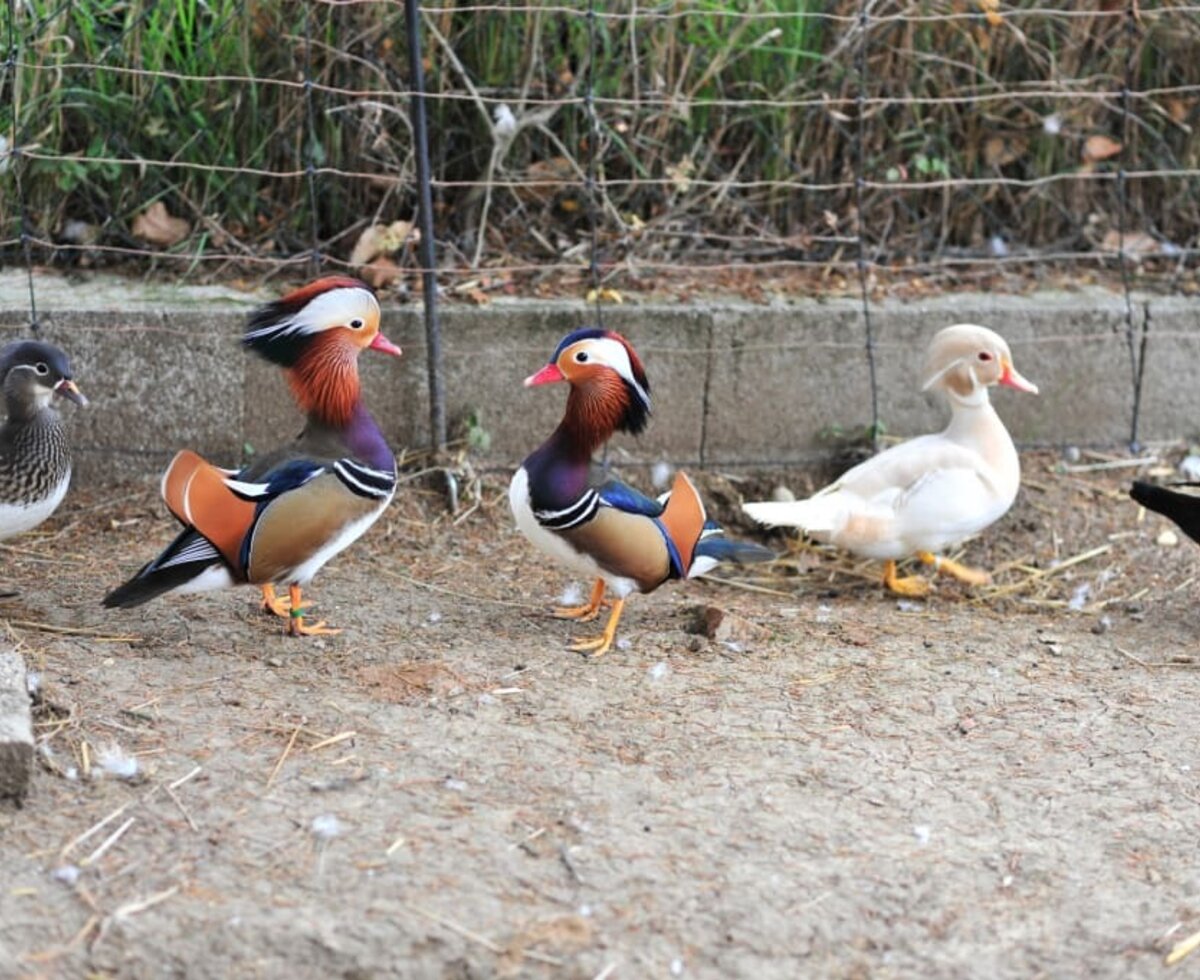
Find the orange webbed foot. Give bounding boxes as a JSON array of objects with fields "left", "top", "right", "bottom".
[
  {"left": 288, "top": 617, "right": 342, "bottom": 637},
  {"left": 882, "top": 560, "right": 931, "bottom": 598},
  {"left": 917, "top": 552, "right": 991, "bottom": 587},
  {"left": 567, "top": 597, "right": 625, "bottom": 659},
  {"left": 260, "top": 584, "right": 301, "bottom": 619},
  {"left": 553, "top": 578, "right": 609, "bottom": 622},
  {"left": 284, "top": 585, "right": 340, "bottom": 637}
]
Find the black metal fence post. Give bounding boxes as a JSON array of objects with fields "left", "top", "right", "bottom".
[
  {"left": 403, "top": 0, "right": 446, "bottom": 452},
  {"left": 854, "top": 0, "right": 879, "bottom": 451},
  {"left": 4, "top": 0, "right": 39, "bottom": 336}
]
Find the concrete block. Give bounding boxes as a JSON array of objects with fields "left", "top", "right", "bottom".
[
  {"left": 863, "top": 291, "right": 1137, "bottom": 447},
  {"left": 704, "top": 301, "right": 869, "bottom": 465},
  {"left": 1132, "top": 295, "right": 1200, "bottom": 444},
  {"left": 0, "top": 649, "right": 33, "bottom": 802},
  {"left": 2, "top": 271, "right": 1197, "bottom": 482}
]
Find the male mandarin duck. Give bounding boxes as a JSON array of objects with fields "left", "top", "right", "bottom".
[
  {"left": 104, "top": 277, "right": 401, "bottom": 635},
  {"left": 1130, "top": 482, "right": 1200, "bottom": 545},
  {"left": 510, "top": 327, "right": 774, "bottom": 657},
  {"left": 0, "top": 341, "right": 87, "bottom": 557},
  {"left": 744, "top": 324, "right": 1038, "bottom": 596}
]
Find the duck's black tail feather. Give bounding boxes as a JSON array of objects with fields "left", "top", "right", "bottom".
[
  {"left": 103, "top": 528, "right": 229, "bottom": 608},
  {"left": 1130, "top": 481, "right": 1200, "bottom": 546},
  {"left": 694, "top": 534, "right": 777, "bottom": 566}
]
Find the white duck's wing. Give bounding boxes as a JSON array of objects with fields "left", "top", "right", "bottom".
[
  {"left": 888, "top": 462, "right": 1009, "bottom": 552},
  {"left": 829, "top": 434, "right": 987, "bottom": 502}
]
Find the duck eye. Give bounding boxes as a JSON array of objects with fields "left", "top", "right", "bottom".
[
  {"left": 349, "top": 318, "right": 364, "bottom": 329},
  {"left": 34, "top": 362, "right": 49, "bottom": 375},
  {"left": 977, "top": 352, "right": 993, "bottom": 362},
  {"left": 575, "top": 351, "right": 589, "bottom": 363}
]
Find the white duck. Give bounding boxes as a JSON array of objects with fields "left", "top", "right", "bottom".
[{"left": 743, "top": 324, "right": 1038, "bottom": 596}]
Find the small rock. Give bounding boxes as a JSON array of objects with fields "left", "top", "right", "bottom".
[
  {"left": 310, "top": 814, "right": 342, "bottom": 840},
  {"left": 266, "top": 657, "right": 284, "bottom": 668},
  {"left": 1157, "top": 529, "right": 1180, "bottom": 547},
  {"left": 957, "top": 716, "right": 977, "bottom": 735},
  {"left": 770, "top": 485, "right": 795, "bottom": 503},
  {"left": 686, "top": 636, "right": 705, "bottom": 653},
  {"left": 1062, "top": 445, "right": 1081, "bottom": 464},
  {"left": 688, "top": 606, "right": 770, "bottom": 646},
  {"left": 1092, "top": 616, "right": 1112, "bottom": 635}
]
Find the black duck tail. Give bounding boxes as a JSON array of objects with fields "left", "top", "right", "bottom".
[
  {"left": 103, "top": 528, "right": 230, "bottom": 608},
  {"left": 1130, "top": 481, "right": 1200, "bottom": 546}
]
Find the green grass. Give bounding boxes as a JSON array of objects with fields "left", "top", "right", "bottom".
[{"left": 1, "top": 1, "right": 1197, "bottom": 281}]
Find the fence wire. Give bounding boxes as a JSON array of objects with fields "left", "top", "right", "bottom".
[{"left": 3, "top": 1, "right": 1200, "bottom": 452}]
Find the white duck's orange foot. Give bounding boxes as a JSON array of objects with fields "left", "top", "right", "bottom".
[
  {"left": 554, "top": 578, "right": 609, "bottom": 621},
  {"left": 568, "top": 598, "right": 625, "bottom": 658},
  {"left": 917, "top": 552, "right": 991, "bottom": 587},
  {"left": 882, "top": 560, "right": 931, "bottom": 597},
  {"left": 260, "top": 584, "right": 298, "bottom": 618}
]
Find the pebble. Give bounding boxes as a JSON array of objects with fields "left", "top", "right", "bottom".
[{"left": 1157, "top": 529, "right": 1180, "bottom": 547}]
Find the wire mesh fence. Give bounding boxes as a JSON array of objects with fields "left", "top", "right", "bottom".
[{"left": 3, "top": 1, "right": 1200, "bottom": 452}]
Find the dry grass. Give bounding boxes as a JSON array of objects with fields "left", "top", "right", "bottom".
[{"left": 2, "top": 3, "right": 1198, "bottom": 292}]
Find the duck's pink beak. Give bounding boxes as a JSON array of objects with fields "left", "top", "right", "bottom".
[
  {"left": 524, "top": 363, "right": 565, "bottom": 387},
  {"left": 998, "top": 358, "right": 1038, "bottom": 394},
  {"left": 369, "top": 332, "right": 403, "bottom": 357}
]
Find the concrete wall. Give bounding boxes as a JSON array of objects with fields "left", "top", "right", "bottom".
[{"left": 0, "top": 272, "right": 1194, "bottom": 484}]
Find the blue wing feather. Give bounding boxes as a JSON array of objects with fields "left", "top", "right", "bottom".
[{"left": 596, "top": 479, "right": 665, "bottom": 517}]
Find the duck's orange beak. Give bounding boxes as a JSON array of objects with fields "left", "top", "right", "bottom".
[
  {"left": 368, "top": 332, "right": 403, "bottom": 357},
  {"left": 998, "top": 358, "right": 1038, "bottom": 394},
  {"left": 524, "top": 363, "right": 565, "bottom": 387}
]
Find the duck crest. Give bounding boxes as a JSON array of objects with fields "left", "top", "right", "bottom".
[{"left": 243, "top": 276, "right": 372, "bottom": 368}]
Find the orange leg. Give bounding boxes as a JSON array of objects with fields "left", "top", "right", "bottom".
[
  {"left": 568, "top": 597, "right": 626, "bottom": 658},
  {"left": 882, "top": 560, "right": 930, "bottom": 597},
  {"left": 553, "top": 578, "right": 609, "bottom": 622},
  {"left": 260, "top": 584, "right": 296, "bottom": 618},
  {"left": 917, "top": 551, "right": 991, "bottom": 587},
  {"left": 287, "top": 584, "right": 341, "bottom": 637}
]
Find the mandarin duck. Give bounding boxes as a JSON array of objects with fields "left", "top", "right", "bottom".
[
  {"left": 103, "top": 277, "right": 401, "bottom": 635},
  {"left": 510, "top": 327, "right": 774, "bottom": 657},
  {"left": 1130, "top": 482, "right": 1200, "bottom": 545},
  {"left": 0, "top": 341, "right": 87, "bottom": 583},
  {"left": 744, "top": 324, "right": 1038, "bottom": 596}
]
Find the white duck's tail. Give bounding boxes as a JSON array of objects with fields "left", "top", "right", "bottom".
[{"left": 742, "top": 494, "right": 847, "bottom": 533}]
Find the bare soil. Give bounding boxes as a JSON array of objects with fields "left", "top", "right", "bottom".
[{"left": 1, "top": 452, "right": 1199, "bottom": 980}]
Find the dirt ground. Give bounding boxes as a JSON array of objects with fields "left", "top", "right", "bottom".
[{"left": 1, "top": 451, "right": 1199, "bottom": 980}]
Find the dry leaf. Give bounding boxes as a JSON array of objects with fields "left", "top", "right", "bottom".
[
  {"left": 359, "top": 257, "right": 403, "bottom": 289},
  {"left": 1082, "top": 135, "right": 1122, "bottom": 163},
  {"left": 666, "top": 158, "right": 694, "bottom": 193},
  {"left": 585, "top": 287, "right": 624, "bottom": 305},
  {"left": 132, "top": 201, "right": 190, "bottom": 247},
  {"left": 349, "top": 220, "right": 416, "bottom": 267},
  {"left": 983, "top": 134, "right": 1027, "bottom": 168},
  {"left": 1100, "top": 229, "right": 1159, "bottom": 257}
]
